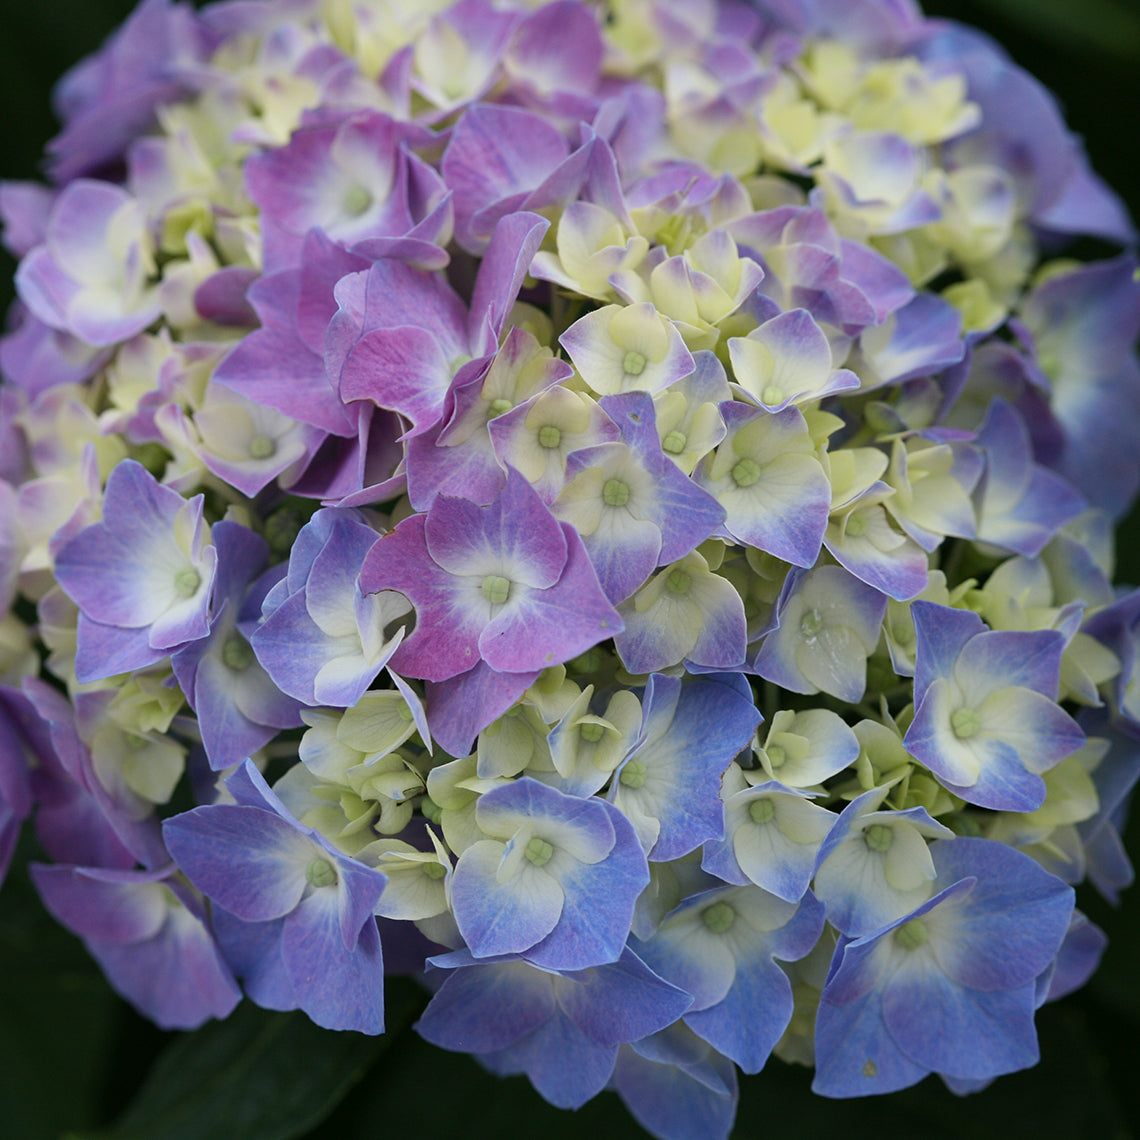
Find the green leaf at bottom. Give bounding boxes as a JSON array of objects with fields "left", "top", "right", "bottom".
[{"left": 73, "top": 985, "right": 423, "bottom": 1140}]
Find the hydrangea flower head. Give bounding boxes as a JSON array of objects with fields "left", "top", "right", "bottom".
[{"left": 2, "top": 0, "right": 1138, "bottom": 1136}]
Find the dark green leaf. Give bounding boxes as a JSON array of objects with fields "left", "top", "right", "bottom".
[
  {"left": 74, "top": 984, "right": 423, "bottom": 1140},
  {"left": 970, "top": 0, "right": 1140, "bottom": 62},
  {"left": 0, "top": 858, "right": 124, "bottom": 1140},
  {"left": 313, "top": 1016, "right": 631, "bottom": 1140}
]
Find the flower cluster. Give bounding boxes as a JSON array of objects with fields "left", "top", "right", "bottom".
[{"left": 2, "top": 0, "right": 1139, "bottom": 1135}]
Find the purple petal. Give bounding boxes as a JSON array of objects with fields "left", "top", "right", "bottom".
[
  {"left": 282, "top": 890, "right": 385, "bottom": 1034},
  {"left": 162, "top": 805, "right": 314, "bottom": 922}
]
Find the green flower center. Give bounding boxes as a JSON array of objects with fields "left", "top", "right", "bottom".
[
  {"left": 489, "top": 398, "right": 512, "bottom": 416},
  {"left": 731, "top": 458, "right": 762, "bottom": 487},
  {"left": 579, "top": 722, "right": 605, "bottom": 743},
  {"left": 482, "top": 575, "right": 511, "bottom": 605},
  {"left": 423, "top": 862, "right": 447, "bottom": 880},
  {"left": 602, "top": 478, "right": 631, "bottom": 507},
  {"left": 622, "top": 350, "right": 647, "bottom": 376},
  {"left": 306, "top": 857, "right": 337, "bottom": 888},
  {"left": 951, "top": 707, "right": 981, "bottom": 739},
  {"left": 766, "top": 744, "right": 786, "bottom": 768},
  {"left": 845, "top": 512, "right": 867, "bottom": 537},
  {"left": 342, "top": 185, "right": 373, "bottom": 217},
  {"left": 620, "top": 758, "right": 647, "bottom": 788},
  {"left": 864, "top": 823, "right": 893, "bottom": 852},
  {"left": 174, "top": 567, "right": 201, "bottom": 598},
  {"left": 249, "top": 435, "right": 276, "bottom": 460},
  {"left": 665, "top": 569, "right": 691, "bottom": 594},
  {"left": 762, "top": 385, "right": 785, "bottom": 406},
  {"left": 525, "top": 837, "right": 554, "bottom": 866},
  {"left": 749, "top": 798, "right": 775, "bottom": 824},
  {"left": 538, "top": 424, "right": 562, "bottom": 449},
  {"left": 221, "top": 634, "right": 254, "bottom": 672},
  {"left": 799, "top": 608, "right": 823, "bottom": 638},
  {"left": 893, "top": 919, "right": 929, "bottom": 951},
  {"left": 662, "top": 430, "right": 687, "bottom": 454},
  {"left": 702, "top": 901, "right": 736, "bottom": 934}
]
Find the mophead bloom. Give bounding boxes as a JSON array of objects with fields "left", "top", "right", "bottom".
[{"left": 1, "top": 0, "right": 1138, "bottom": 1137}]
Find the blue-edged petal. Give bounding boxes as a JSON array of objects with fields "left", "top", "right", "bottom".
[
  {"left": 451, "top": 838, "right": 564, "bottom": 958},
  {"left": 281, "top": 887, "right": 385, "bottom": 1033},
  {"left": 162, "top": 805, "right": 313, "bottom": 922}
]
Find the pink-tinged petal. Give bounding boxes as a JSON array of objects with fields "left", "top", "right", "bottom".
[
  {"left": 193, "top": 266, "right": 258, "bottom": 327},
  {"left": 89, "top": 901, "right": 242, "bottom": 1030},
  {"left": 425, "top": 662, "right": 539, "bottom": 757},
  {"left": 442, "top": 103, "right": 570, "bottom": 251},
  {"left": 338, "top": 325, "right": 456, "bottom": 436},
  {"left": 31, "top": 863, "right": 168, "bottom": 944},
  {"left": 339, "top": 259, "right": 469, "bottom": 353},
  {"left": 0, "top": 181, "right": 55, "bottom": 257},
  {"left": 246, "top": 112, "right": 428, "bottom": 255},
  {"left": 480, "top": 523, "right": 623, "bottom": 673},
  {"left": 363, "top": 515, "right": 486, "bottom": 682},
  {"left": 507, "top": 0, "right": 603, "bottom": 96},
  {"left": 424, "top": 467, "right": 567, "bottom": 589},
  {"left": 162, "top": 805, "right": 315, "bottom": 922},
  {"left": 213, "top": 324, "right": 354, "bottom": 437},
  {"left": 0, "top": 308, "right": 110, "bottom": 396},
  {"left": 468, "top": 210, "right": 550, "bottom": 348},
  {"left": 296, "top": 406, "right": 405, "bottom": 505},
  {"left": 406, "top": 419, "right": 508, "bottom": 510},
  {"left": 45, "top": 180, "right": 133, "bottom": 280},
  {"left": 16, "top": 180, "right": 160, "bottom": 345}
]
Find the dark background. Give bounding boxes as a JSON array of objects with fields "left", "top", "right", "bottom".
[{"left": 1, "top": 1, "right": 1139, "bottom": 1137}]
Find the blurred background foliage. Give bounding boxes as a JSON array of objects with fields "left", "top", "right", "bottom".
[{"left": 0, "top": 1, "right": 1138, "bottom": 1137}]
